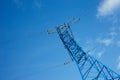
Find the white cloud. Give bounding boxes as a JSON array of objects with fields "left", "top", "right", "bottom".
[
  {"left": 109, "top": 31, "right": 117, "bottom": 36},
  {"left": 117, "top": 41, "right": 120, "bottom": 47},
  {"left": 13, "top": 0, "right": 23, "bottom": 8},
  {"left": 33, "top": 0, "right": 42, "bottom": 9},
  {"left": 95, "top": 27, "right": 120, "bottom": 58},
  {"left": 118, "top": 56, "right": 120, "bottom": 60},
  {"left": 109, "top": 27, "right": 117, "bottom": 31},
  {"left": 117, "top": 63, "right": 120, "bottom": 70},
  {"left": 117, "top": 56, "right": 120, "bottom": 70},
  {"left": 97, "top": 50, "right": 105, "bottom": 58},
  {"left": 97, "top": 0, "right": 120, "bottom": 17},
  {"left": 97, "top": 38, "right": 113, "bottom": 46},
  {"left": 12, "top": 0, "right": 42, "bottom": 9}
]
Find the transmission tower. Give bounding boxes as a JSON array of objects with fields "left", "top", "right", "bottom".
[{"left": 48, "top": 18, "right": 120, "bottom": 80}]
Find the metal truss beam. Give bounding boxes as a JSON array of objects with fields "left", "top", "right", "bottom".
[{"left": 55, "top": 23, "right": 120, "bottom": 80}]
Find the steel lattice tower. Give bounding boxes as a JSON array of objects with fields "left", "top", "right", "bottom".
[{"left": 48, "top": 19, "right": 120, "bottom": 80}]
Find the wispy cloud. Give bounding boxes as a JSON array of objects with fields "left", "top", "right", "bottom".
[
  {"left": 33, "top": 0, "right": 42, "bottom": 9},
  {"left": 96, "top": 38, "right": 113, "bottom": 46},
  {"left": 117, "top": 63, "right": 120, "bottom": 70},
  {"left": 117, "top": 41, "right": 120, "bottom": 47},
  {"left": 97, "top": 0, "right": 120, "bottom": 17},
  {"left": 96, "top": 26, "right": 120, "bottom": 46},
  {"left": 109, "top": 31, "right": 117, "bottom": 36},
  {"left": 94, "top": 26, "right": 120, "bottom": 58},
  {"left": 12, "top": 0, "right": 42, "bottom": 9},
  {"left": 96, "top": 48, "right": 106, "bottom": 58},
  {"left": 109, "top": 27, "right": 120, "bottom": 47},
  {"left": 13, "top": 0, "right": 23, "bottom": 8},
  {"left": 117, "top": 56, "right": 120, "bottom": 70},
  {"left": 83, "top": 26, "right": 120, "bottom": 59}
]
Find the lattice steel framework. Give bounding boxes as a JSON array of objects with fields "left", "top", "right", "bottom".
[{"left": 55, "top": 23, "right": 120, "bottom": 80}]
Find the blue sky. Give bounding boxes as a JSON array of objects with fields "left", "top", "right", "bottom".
[{"left": 0, "top": 0, "right": 120, "bottom": 80}]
